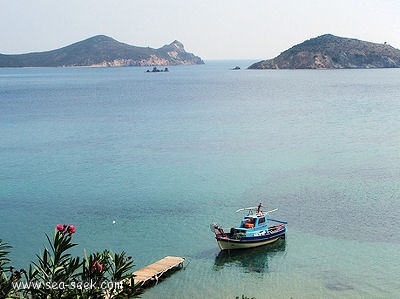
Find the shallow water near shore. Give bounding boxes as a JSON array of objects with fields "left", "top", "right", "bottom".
[{"left": 1, "top": 62, "right": 400, "bottom": 298}]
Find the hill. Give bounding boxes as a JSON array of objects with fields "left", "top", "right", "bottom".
[
  {"left": 249, "top": 34, "right": 400, "bottom": 69},
  {"left": 0, "top": 35, "right": 204, "bottom": 67}
]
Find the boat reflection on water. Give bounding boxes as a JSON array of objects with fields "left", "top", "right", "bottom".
[{"left": 213, "top": 238, "right": 286, "bottom": 273}]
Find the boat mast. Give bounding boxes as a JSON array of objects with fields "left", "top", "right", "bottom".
[{"left": 257, "top": 203, "right": 262, "bottom": 215}]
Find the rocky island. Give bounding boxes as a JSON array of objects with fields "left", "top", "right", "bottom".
[
  {"left": 249, "top": 34, "right": 400, "bottom": 69},
  {"left": 0, "top": 35, "right": 204, "bottom": 67}
]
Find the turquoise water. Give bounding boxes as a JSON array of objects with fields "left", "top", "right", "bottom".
[{"left": 1, "top": 62, "right": 400, "bottom": 298}]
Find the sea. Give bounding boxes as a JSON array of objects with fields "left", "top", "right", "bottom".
[{"left": 1, "top": 61, "right": 400, "bottom": 298}]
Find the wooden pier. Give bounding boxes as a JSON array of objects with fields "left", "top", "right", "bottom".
[{"left": 133, "top": 256, "right": 185, "bottom": 286}]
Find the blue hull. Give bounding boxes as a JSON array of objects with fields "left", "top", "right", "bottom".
[{"left": 216, "top": 227, "right": 286, "bottom": 250}]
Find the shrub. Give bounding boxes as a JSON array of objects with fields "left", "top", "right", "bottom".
[{"left": 1, "top": 224, "right": 142, "bottom": 299}]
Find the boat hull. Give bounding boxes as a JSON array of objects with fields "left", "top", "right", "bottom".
[{"left": 216, "top": 227, "right": 286, "bottom": 250}]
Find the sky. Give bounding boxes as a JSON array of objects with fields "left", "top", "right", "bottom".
[{"left": 1, "top": 0, "right": 400, "bottom": 60}]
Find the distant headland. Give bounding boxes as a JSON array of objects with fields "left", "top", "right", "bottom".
[
  {"left": 0, "top": 35, "right": 204, "bottom": 68},
  {"left": 249, "top": 34, "right": 400, "bottom": 69}
]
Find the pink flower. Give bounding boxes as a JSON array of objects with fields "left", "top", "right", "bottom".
[
  {"left": 68, "top": 225, "right": 76, "bottom": 234},
  {"left": 56, "top": 224, "right": 76, "bottom": 236},
  {"left": 92, "top": 260, "right": 103, "bottom": 273}
]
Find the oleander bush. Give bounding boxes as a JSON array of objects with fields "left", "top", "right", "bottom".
[
  {"left": 0, "top": 239, "right": 17, "bottom": 299},
  {"left": 0, "top": 224, "right": 142, "bottom": 299}
]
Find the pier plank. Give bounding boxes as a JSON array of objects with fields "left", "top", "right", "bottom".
[{"left": 133, "top": 256, "right": 185, "bottom": 285}]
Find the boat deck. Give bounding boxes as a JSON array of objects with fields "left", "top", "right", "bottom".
[{"left": 133, "top": 256, "right": 185, "bottom": 286}]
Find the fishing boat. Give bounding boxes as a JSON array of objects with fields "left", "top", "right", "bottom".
[{"left": 211, "top": 203, "right": 287, "bottom": 250}]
